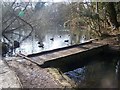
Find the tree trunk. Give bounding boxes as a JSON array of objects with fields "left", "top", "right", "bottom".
[
  {"left": 106, "top": 2, "right": 119, "bottom": 29},
  {"left": 96, "top": 2, "right": 101, "bottom": 36}
]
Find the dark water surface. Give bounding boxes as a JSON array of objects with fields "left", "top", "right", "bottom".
[{"left": 64, "top": 54, "right": 120, "bottom": 88}]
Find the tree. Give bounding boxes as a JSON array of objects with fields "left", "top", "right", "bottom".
[
  {"left": 1, "top": 1, "right": 37, "bottom": 56},
  {"left": 2, "top": 1, "right": 34, "bottom": 44},
  {"left": 106, "top": 2, "right": 119, "bottom": 30}
]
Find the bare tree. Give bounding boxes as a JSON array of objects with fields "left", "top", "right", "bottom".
[{"left": 2, "top": 1, "right": 33, "bottom": 44}]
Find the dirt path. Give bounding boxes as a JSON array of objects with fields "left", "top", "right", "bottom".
[
  {"left": 0, "top": 60, "right": 22, "bottom": 89},
  {"left": 6, "top": 58, "right": 63, "bottom": 88}
]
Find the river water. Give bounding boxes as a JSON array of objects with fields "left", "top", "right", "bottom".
[
  {"left": 14, "top": 28, "right": 91, "bottom": 55},
  {"left": 64, "top": 54, "right": 120, "bottom": 88}
]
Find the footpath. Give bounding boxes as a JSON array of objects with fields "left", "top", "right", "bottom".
[{"left": 0, "top": 59, "right": 22, "bottom": 89}]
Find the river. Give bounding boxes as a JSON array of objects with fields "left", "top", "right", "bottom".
[
  {"left": 64, "top": 54, "right": 120, "bottom": 88},
  {"left": 2, "top": 28, "right": 119, "bottom": 88},
  {"left": 13, "top": 28, "right": 91, "bottom": 55}
]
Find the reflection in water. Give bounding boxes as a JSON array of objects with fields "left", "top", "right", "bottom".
[
  {"left": 15, "top": 29, "right": 90, "bottom": 55},
  {"left": 115, "top": 59, "right": 120, "bottom": 88},
  {"left": 64, "top": 67, "right": 86, "bottom": 83},
  {"left": 64, "top": 55, "right": 119, "bottom": 88}
]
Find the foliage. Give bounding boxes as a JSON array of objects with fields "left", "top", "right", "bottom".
[{"left": 2, "top": 1, "right": 120, "bottom": 43}]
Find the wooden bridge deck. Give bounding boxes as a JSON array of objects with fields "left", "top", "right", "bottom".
[{"left": 19, "top": 40, "right": 109, "bottom": 68}]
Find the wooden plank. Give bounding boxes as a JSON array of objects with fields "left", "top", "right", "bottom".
[
  {"left": 17, "top": 54, "right": 42, "bottom": 66},
  {"left": 18, "top": 41, "right": 109, "bottom": 66},
  {"left": 29, "top": 44, "right": 108, "bottom": 65},
  {"left": 36, "top": 43, "right": 107, "bottom": 59},
  {"left": 27, "top": 40, "right": 94, "bottom": 57},
  {"left": 30, "top": 56, "right": 44, "bottom": 65}
]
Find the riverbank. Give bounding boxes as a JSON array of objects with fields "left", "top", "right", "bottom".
[{"left": 5, "top": 57, "right": 64, "bottom": 88}]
